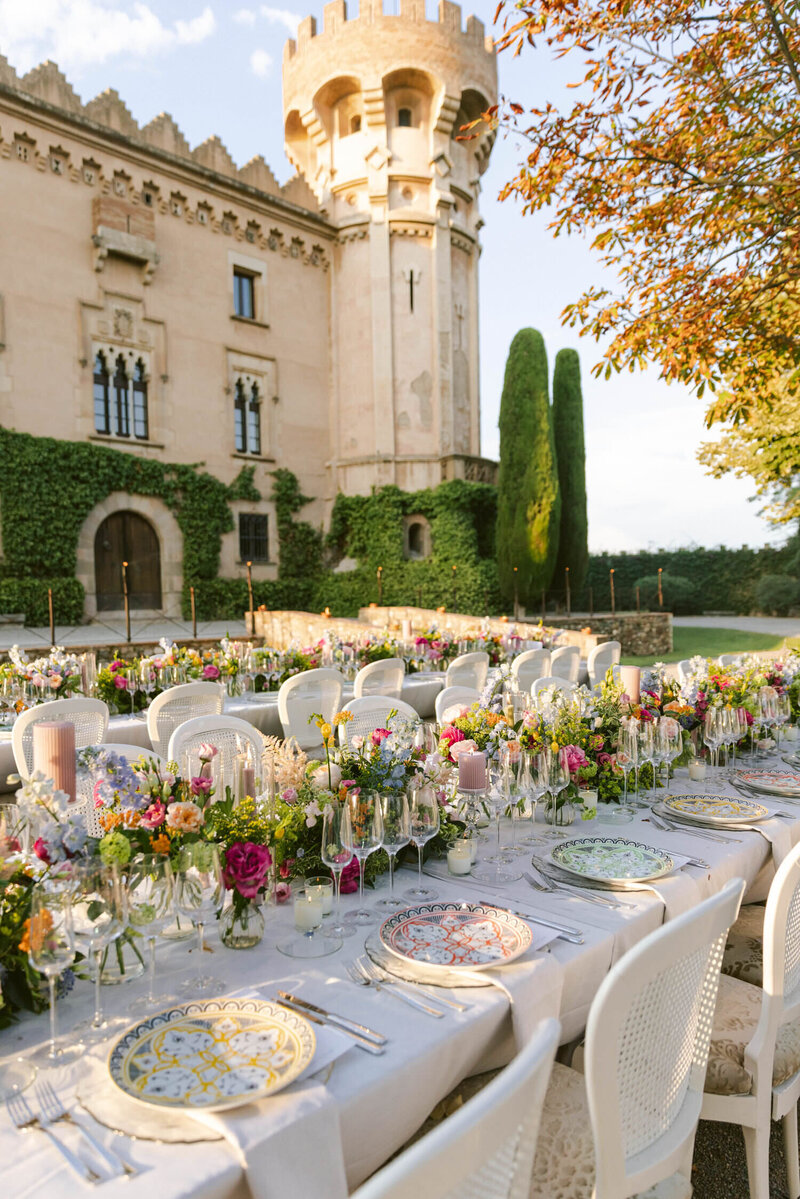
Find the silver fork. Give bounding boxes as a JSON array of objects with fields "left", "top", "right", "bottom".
[
  {"left": 650, "top": 810, "right": 735, "bottom": 844},
  {"left": 6, "top": 1092, "right": 102, "bottom": 1185},
  {"left": 360, "top": 959, "right": 471, "bottom": 1012},
  {"left": 344, "top": 960, "right": 444, "bottom": 1018},
  {"left": 37, "top": 1080, "right": 138, "bottom": 1179},
  {"left": 527, "top": 861, "right": 629, "bottom": 910}
]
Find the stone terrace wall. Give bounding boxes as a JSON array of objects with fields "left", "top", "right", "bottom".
[
  {"left": 359, "top": 606, "right": 600, "bottom": 657},
  {"left": 525, "top": 612, "right": 673, "bottom": 658}
]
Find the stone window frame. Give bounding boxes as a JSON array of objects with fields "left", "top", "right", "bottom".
[
  {"left": 90, "top": 341, "right": 156, "bottom": 446},
  {"left": 228, "top": 249, "right": 269, "bottom": 327},
  {"left": 226, "top": 349, "right": 277, "bottom": 463},
  {"left": 403, "top": 513, "right": 432, "bottom": 560}
]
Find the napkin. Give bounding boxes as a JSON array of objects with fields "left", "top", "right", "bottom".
[{"left": 474, "top": 951, "right": 563, "bottom": 1046}]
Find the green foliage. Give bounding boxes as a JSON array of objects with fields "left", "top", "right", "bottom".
[
  {"left": 185, "top": 577, "right": 315, "bottom": 622},
  {"left": 552, "top": 349, "right": 589, "bottom": 597},
  {"left": 0, "top": 577, "right": 85, "bottom": 624},
  {"left": 271, "top": 468, "right": 323, "bottom": 580},
  {"left": 496, "top": 329, "right": 561, "bottom": 605},
  {"left": 634, "top": 573, "right": 699, "bottom": 616},
  {"left": 755, "top": 573, "right": 799, "bottom": 616}
]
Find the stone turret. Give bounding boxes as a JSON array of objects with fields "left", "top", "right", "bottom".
[{"left": 283, "top": 0, "right": 497, "bottom": 494}]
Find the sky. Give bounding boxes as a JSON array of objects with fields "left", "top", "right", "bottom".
[{"left": 0, "top": 0, "right": 784, "bottom": 554}]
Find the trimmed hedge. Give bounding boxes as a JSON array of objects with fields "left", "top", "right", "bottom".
[
  {"left": 183, "top": 578, "right": 316, "bottom": 622},
  {"left": 0, "top": 578, "right": 85, "bottom": 625},
  {"left": 634, "top": 574, "right": 699, "bottom": 616},
  {"left": 312, "top": 559, "right": 502, "bottom": 620},
  {"left": 755, "top": 574, "right": 798, "bottom": 616}
]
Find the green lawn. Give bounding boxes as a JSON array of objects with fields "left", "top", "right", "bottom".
[{"left": 622, "top": 626, "right": 787, "bottom": 667}]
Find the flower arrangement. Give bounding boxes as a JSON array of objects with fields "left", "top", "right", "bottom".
[
  {"left": 0, "top": 645, "right": 82, "bottom": 702},
  {"left": 438, "top": 704, "right": 515, "bottom": 762}
]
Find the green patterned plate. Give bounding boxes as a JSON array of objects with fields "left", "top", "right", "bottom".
[
  {"left": 664, "top": 794, "right": 769, "bottom": 825},
  {"left": 550, "top": 838, "right": 674, "bottom": 884}
]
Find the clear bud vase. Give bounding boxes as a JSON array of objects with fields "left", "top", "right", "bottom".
[{"left": 220, "top": 901, "right": 265, "bottom": 949}]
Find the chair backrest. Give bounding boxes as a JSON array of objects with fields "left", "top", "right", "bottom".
[
  {"left": 435, "top": 686, "right": 480, "bottom": 725},
  {"left": 12, "top": 698, "right": 110, "bottom": 777},
  {"left": 677, "top": 659, "right": 693, "bottom": 684},
  {"left": 76, "top": 743, "right": 167, "bottom": 836},
  {"left": 354, "top": 658, "right": 406, "bottom": 700},
  {"left": 146, "top": 683, "right": 224, "bottom": 759},
  {"left": 549, "top": 645, "right": 580, "bottom": 682},
  {"left": 446, "top": 652, "right": 490, "bottom": 692},
  {"left": 339, "top": 696, "right": 419, "bottom": 746},
  {"left": 352, "top": 1017, "right": 560, "bottom": 1199},
  {"left": 718, "top": 653, "right": 742, "bottom": 668},
  {"left": 532, "top": 676, "right": 577, "bottom": 703},
  {"left": 511, "top": 649, "right": 551, "bottom": 692},
  {"left": 277, "top": 668, "right": 344, "bottom": 751},
  {"left": 587, "top": 641, "right": 622, "bottom": 688},
  {"left": 168, "top": 715, "right": 266, "bottom": 794},
  {"left": 585, "top": 877, "right": 744, "bottom": 1198}
]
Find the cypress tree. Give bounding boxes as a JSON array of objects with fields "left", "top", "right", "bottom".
[
  {"left": 552, "top": 348, "right": 589, "bottom": 600},
  {"left": 496, "top": 328, "right": 561, "bottom": 608}
]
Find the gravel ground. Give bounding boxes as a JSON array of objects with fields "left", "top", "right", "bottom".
[{"left": 692, "top": 1116, "right": 792, "bottom": 1198}]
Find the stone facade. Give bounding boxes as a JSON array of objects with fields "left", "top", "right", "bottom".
[{"left": 0, "top": 0, "right": 496, "bottom": 618}]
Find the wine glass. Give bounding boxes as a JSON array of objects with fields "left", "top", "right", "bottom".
[
  {"left": 341, "top": 789, "right": 384, "bottom": 925},
  {"left": 26, "top": 882, "right": 83, "bottom": 1069},
  {"left": 637, "top": 720, "right": 656, "bottom": 805},
  {"left": 376, "top": 791, "right": 412, "bottom": 910},
  {"left": 659, "top": 719, "right": 684, "bottom": 794},
  {"left": 71, "top": 860, "right": 129, "bottom": 1042},
  {"left": 414, "top": 722, "right": 438, "bottom": 755},
  {"left": 320, "top": 802, "right": 357, "bottom": 940},
  {"left": 404, "top": 784, "right": 441, "bottom": 901},
  {"left": 616, "top": 720, "right": 638, "bottom": 818},
  {"left": 702, "top": 710, "right": 723, "bottom": 789},
  {"left": 128, "top": 854, "right": 175, "bottom": 1013},
  {"left": 543, "top": 749, "right": 571, "bottom": 838},
  {"left": 173, "top": 844, "right": 224, "bottom": 994}
]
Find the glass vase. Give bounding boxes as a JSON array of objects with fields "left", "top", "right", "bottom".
[
  {"left": 100, "top": 932, "right": 146, "bottom": 985},
  {"left": 220, "top": 901, "right": 265, "bottom": 949},
  {"left": 543, "top": 796, "right": 576, "bottom": 828}
]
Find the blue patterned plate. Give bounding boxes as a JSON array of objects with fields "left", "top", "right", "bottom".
[
  {"left": 108, "top": 998, "right": 315, "bottom": 1112},
  {"left": 550, "top": 838, "right": 673, "bottom": 884},
  {"left": 379, "top": 901, "right": 532, "bottom": 971}
]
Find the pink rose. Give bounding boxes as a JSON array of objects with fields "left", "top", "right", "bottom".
[
  {"left": 275, "top": 882, "right": 292, "bottom": 904},
  {"left": 449, "top": 738, "right": 480, "bottom": 759},
  {"left": 140, "top": 801, "right": 166, "bottom": 829},
  {"left": 113, "top": 675, "right": 128, "bottom": 690},
  {"left": 340, "top": 855, "right": 360, "bottom": 893},
  {"left": 202, "top": 665, "right": 221, "bottom": 680},
  {"left": 439, "top": 725, "right": 465, "bottom": 762},
  {"left": 197, "top": 742, "right": 218, "bottom": 761},
  {"left": 223, "top": 840, "right": 272, "bottom": 899},
  {"left": 48, "top": 674, "right": 62, "bottom": 689},
  {"left": 33, "top": 837, "right": 51, "bottom": 864},
  {"left": 563, "top": 745, "right": 588, "bottom": 775},
  {"left": 190, "top": 776, "right": 213, "bottom": 798},
  {"left": 282, "top": 787, "right": 298, "bottom": 804},
  {"left": 371, "top": 728, "right": 392, "bottom": 746},
  {"left": 110, "top": 660, "right": 122, "bottom": 671}
]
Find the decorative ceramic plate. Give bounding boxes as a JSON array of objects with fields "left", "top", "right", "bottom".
[
  {"left": 379, "top": 902, "right": 532, "bottom": 972},
  {"left": 664, "top": 794, "right": 770, "bottom": 825},
  {"left": 108, "top": 998, "right": 315, "bottom": 1112},
  {"left": 736, "top": 770, "right": 800, "bottom": 798},
  {"left": 550, "top": 838, "right": 674, "bottom": 884},
  {"left": 364, "top": 930, "right": 491, "bottom": 989}
]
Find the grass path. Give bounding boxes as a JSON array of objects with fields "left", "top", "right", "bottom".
[{"left": 622, "top": 626, "right": 787, "bottom": 667}]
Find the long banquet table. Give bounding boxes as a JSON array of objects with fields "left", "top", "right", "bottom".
[{"left": 0, "top": 759, "right": 795, "bottom": 1199}]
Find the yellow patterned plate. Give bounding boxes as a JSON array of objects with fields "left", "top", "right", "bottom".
[
  {"left": 108, "top": 998, "right": 315, "bottom": 1112},
  {"left": 664, "top": 794, "right": 770, "bottom": 825}
]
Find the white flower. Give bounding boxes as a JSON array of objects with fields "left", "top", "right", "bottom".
[
  {"left": 304, "top": 800, "right": 322, "bottom": 828},
  {"left": 311, "top": 762, "right": 341, "bottom": 790}
]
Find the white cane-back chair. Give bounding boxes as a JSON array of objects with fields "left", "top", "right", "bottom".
[
  {"left": 532, "top": 877, "right": 745, "bottom": 1199},
  {"left": 353, "top": 1017, "right": 560, "bottom": 1199},
  {"left": 339, "top": 696, "right": 419, "bottom": 746},
  {"left": 702, "top": 840, "right": 800, "bottom": 1199},
  {"left": 354, "top": 658, "right": 406, "bottom": 700},
  {"left": 12, "top": 698, "right": 109, "bottom": 777},
  {"left": 435, "top": 686, "right": 479, "bottom": 725},
  {"left": 146, "top": 682, "right": 224, "bottom": 760},
  {"left": 277, "top": 668, "right": 344, "bottom": 755},
  {"left": 676, "top": 659, "right": 693, "bottom": 684},
  {"left": 446, "top": 652, "right": 489, "bottom": 692},
  {"left": 532, "top": 676, "right": 577, "bottom": 705},
  {"left": 587, "top": 641, "right": 622, "bottom": 689},
  {"left": 77, "top": 743, "right": 168, "bottom": 837},
  {"left": 718, "top": 653, "right": 743, "bottom": 668},
  {"left": 511, "top": 648, "right": 551, "bottom": 693},
  {"left": 168, "top": 715, "right": 266, "bottom": 794},
  {"left": 550, "top": 645, "right": 581, "bottom": 683}
]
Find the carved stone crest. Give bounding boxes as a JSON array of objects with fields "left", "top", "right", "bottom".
[{"left": 113, "top": 308, "right": 133, "bottom": 339}]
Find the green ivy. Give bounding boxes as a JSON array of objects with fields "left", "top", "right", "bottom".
[
  {"left": 0, "top": 577, "right": 85, "bottom": 625},
  {"left": 271, "top": 468, "right": 323, "bottom": 580}
]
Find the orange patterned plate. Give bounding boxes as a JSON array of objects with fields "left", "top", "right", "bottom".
[{"left": 379, "top": 902, "right": 533, "bottom": 972}]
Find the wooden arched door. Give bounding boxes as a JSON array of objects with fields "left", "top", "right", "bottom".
[{"left": 94, "top": 511, "right": 162, "bottom": 610}]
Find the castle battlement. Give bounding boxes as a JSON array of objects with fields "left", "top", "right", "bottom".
[{"left": 284, "top": 0, "right": 493, "bottom": 62}]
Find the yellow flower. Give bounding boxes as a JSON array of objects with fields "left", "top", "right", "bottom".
[
  {"left": 320, "top": 723, "right": 332, "bottom": 741},
  {"left": 333, "top": 710, "right": 354, "bottom": 726},
  {"left": 275, "top": 826, "right": 285, "bottom": 841},
  {"left": 550, "top": 740, "right": 560, "bottom": 753}
]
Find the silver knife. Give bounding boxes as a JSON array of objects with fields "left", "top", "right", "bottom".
[
  {"left": 274, "top": 997, "right": 385, "bottom": 1055},
  {"left": 476, "top": 897, "right": 584, "bottom": 943},
  {"left": 278, "top": 991, "right": 386, "bottom": 1044}
]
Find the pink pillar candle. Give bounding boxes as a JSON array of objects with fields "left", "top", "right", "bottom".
[
  {"left": 459, "top": 751, "right": 487, "bottom": 791},
  {"left": 619, "top": 665, "right": 641, "bottom": 704},
  {"left": 32, "top": 721, "right": 76, "bottom": 801}
]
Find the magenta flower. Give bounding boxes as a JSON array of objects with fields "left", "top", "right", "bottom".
[
  {"left": 223, "top": 841, "right": 272, "bottom": 899},
  {"left": 340, "top": 855, "right": 360, "bottom": 894},
  {"left": 563, "top": 744, "right": 588, "bottom": 775},
  {"left": 190, "top": 776, "right": 213, "bottom": 797},
  {"left": 282, "top": 787, "right": 298, "bottom": 804},
  {"left": 113, "top": 675, "right": 128, "bottom": 690},
  {"left": 33, "top": 837, "right": 51, "bottom": 864},
  {"left": 140, "top": 801, "right": 166, "bottom": 829},
  {"left": 275, "top": 882, "right": 292, "bottom": 904},
  {"left": 202, "top": 664, "right": 221, "bottom": 680},
  {"left": 371, "top": 728, "right": 392, "bottom": 746}
]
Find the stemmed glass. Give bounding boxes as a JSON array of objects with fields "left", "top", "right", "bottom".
[
  {"left": 637, "top": 720, "right": 656, "bottom": 805},
  {"left": 376, "top": 791, "right": 412, "bottom": 910},
  {"left": 173, "top": 845, "right": 224, "bottom": 995},
  {"left": 26, "top": 882, "right": 83, "bottom": 1069},
  {"left": 71, "top": 861, "right": 128, "bottom": 1042},
  {"left": 414, "top": 723, "right": 438, "bottom": 755},
  {"left": 128, "top": 854, "right": 175, "bottom": 1013},
  {"left": 616, "top": 720, "right": 638, "bottom": 818},
  {"left": 472, "top": 766, "right": 521, "bottom": 883},
  {"left": 658, "top": 719, "right": 684, "bottom": 794},
  {"left": 544, "top": 749, "right": 571, "bottom": 838},
  {"left": 404, "top": 784, "right": 441, "bottom": 901},
  {"left": 703, "top": 710, "right": 723, "bottom": 789},
  {"left": 342, "top": 789, "right": 384, "bottom": 925},
  {"left": 517, "top": 751, "right": 544, "bottom": 845},
  {"left": 320, "top": 802, "right": 357, "bottom": 940}
]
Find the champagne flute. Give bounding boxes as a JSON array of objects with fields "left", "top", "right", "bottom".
[
  {"left": 128, "top": 854, "right": 175, "bottom": 1013},
  {"left": 173, "top": 844, "right": 224, "bottom": 994},
  {"left": 26, "top": 882, "right": 83, "bottom": 1069},
  {"left": 376, "top": 791, "right": 412, "bottom": 910},
  {"left": 320, "top": 801, "right": 358, "bottom": 940},
  {"left": 71, "top": 860, "right": 128, "bottom": 1041},
  {"left": 342, "top": 789, "right": 384, "bottom": 925},
  {"left": 404, "top": 784, "right": 441, "bottom": 900}
]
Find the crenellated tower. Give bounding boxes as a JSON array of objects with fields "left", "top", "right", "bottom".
[{"left": 283, "top": 0, "right": 497, "bottom": 494}]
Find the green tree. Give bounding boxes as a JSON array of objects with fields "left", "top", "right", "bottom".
[
  {"left": 552, "top": 349, "right": 589, "bottom": 602},
  {"left": 496, "top": 328, "right": 561, "bottom": 608}
]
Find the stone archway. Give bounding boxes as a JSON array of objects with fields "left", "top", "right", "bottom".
[{"left": 76, "top": 492, "right": 183, "bottom": 619}]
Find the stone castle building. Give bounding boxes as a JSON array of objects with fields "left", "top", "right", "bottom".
[{"left": 0, "top": 1, "right": 496, "bottom": 618}]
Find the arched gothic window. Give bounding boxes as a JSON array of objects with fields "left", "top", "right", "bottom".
[
  {"left": 93, "top": 351, "right": 110, "bottom": 434},
  {"left": 234, "top": 379, "right": 247, "bottom": 452},
  {"left": 234, "top": 378, "right": 262, "bottom": 455},
  {"left": 247, "top": 383, "right": 261, "bottom": 455},
  {"left": 113, "top": 355, "right": 130, "bottom": 437},
  {"left": 132, "top": 359, "right": 148, "bottom": 440}
]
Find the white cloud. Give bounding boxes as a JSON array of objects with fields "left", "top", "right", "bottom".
[
  {"left": 0, "top": 1, "right": 216, "bottom": 74},
  {"left": 233, "top": 7, "right": 257, "bottom": 24},
  {"left": 259, "top": 6, "right": 300, "bottom": 37},
  {"left": 249, "top": 47, "right": 272, "bottom": 77}
]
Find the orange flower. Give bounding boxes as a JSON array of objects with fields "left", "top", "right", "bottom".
[
  {"left": 19, "top": 909, "right": 53, "bottom": 954},
  {"left": 121, "top": 809, "right": 141, "bottom": 828},
  {"left": 100, "top": 811, "right": 124, "bottom": 831},
  {"left": 149, "top": 833, "right": 171, "bottom": 853}
]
